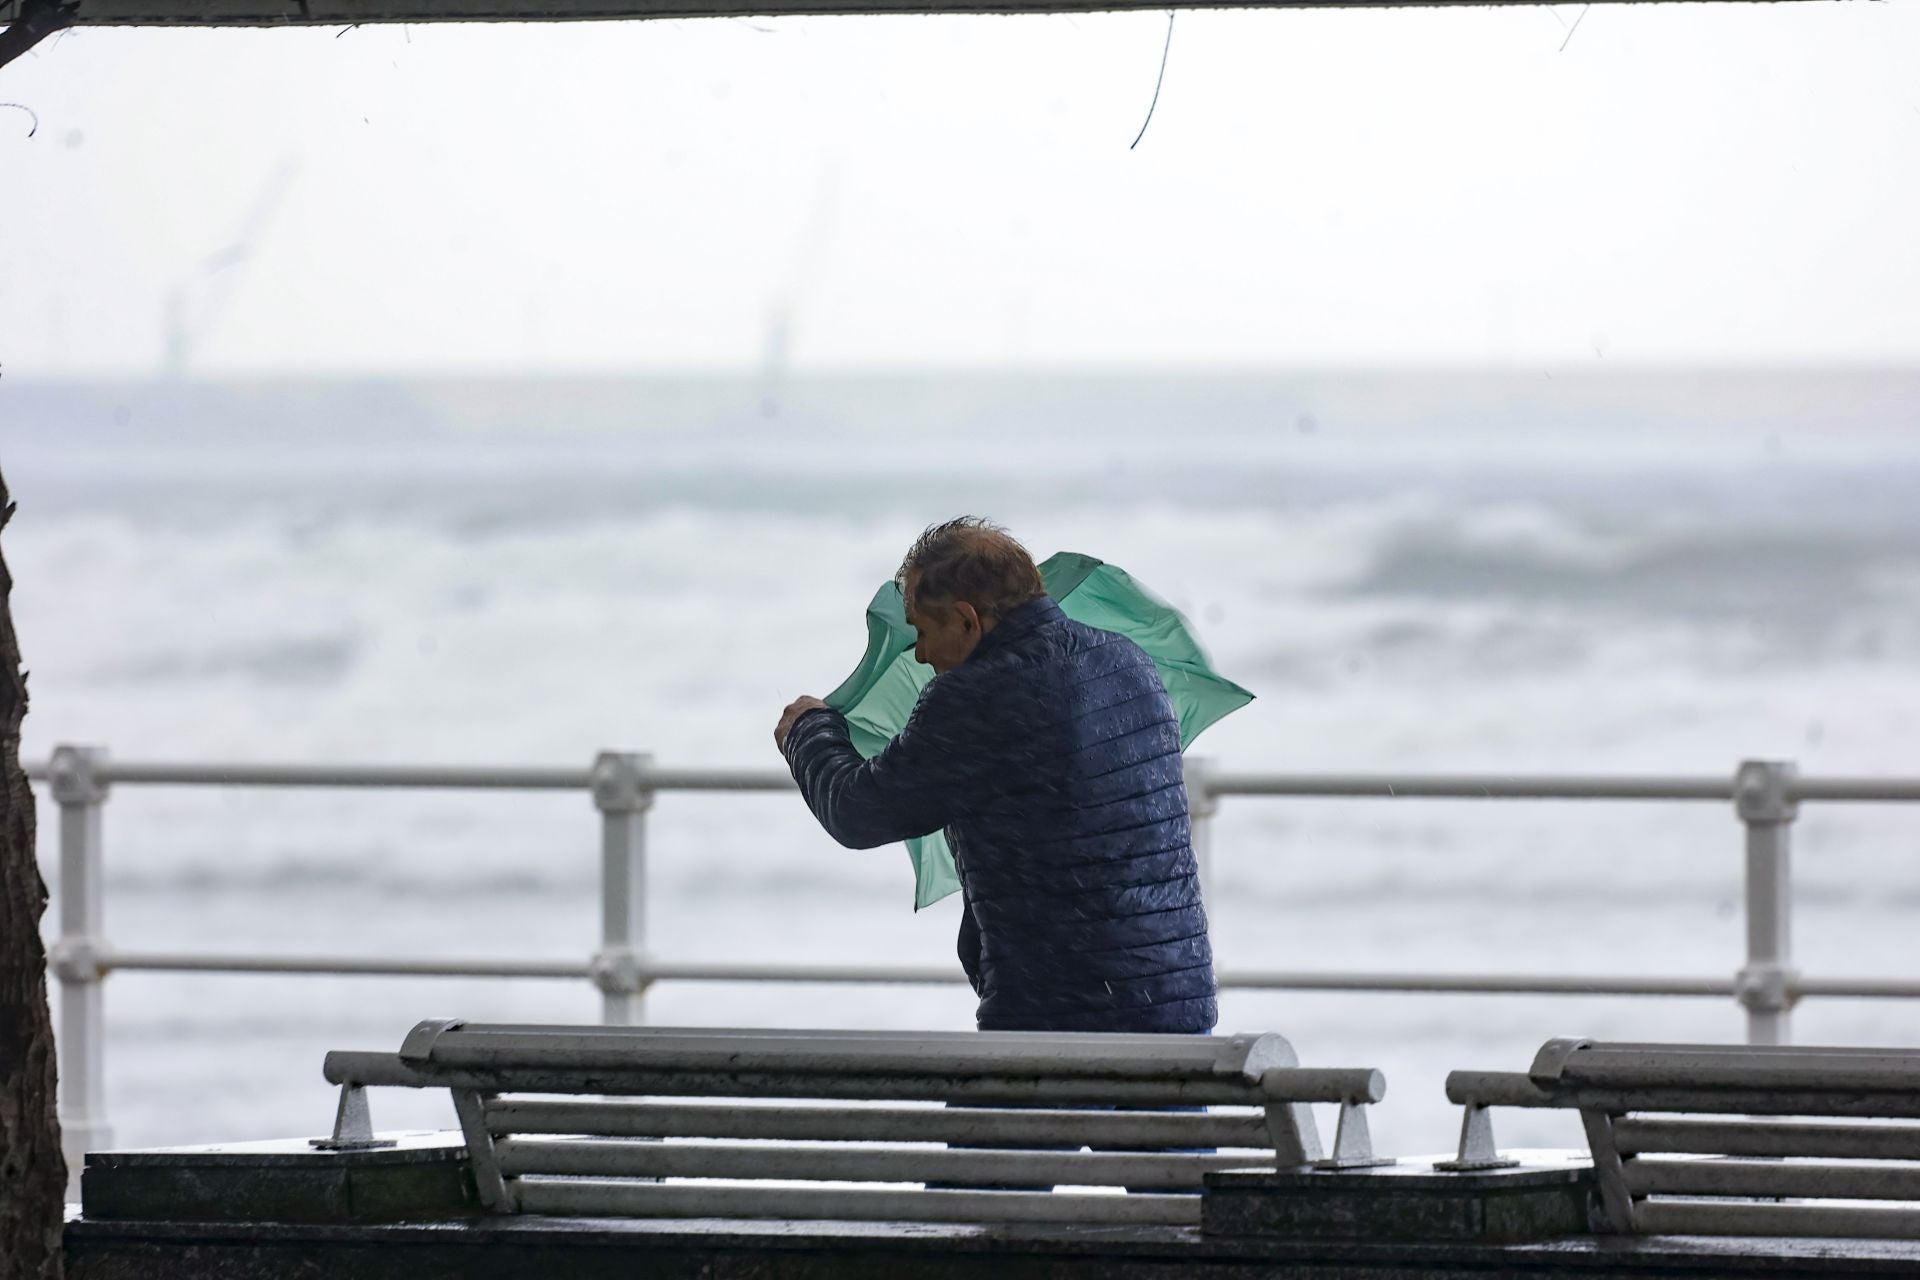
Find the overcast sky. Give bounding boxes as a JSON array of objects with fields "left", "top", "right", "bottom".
[{"left": 2, "top": 1, "right": 1917, "bottom": 375}]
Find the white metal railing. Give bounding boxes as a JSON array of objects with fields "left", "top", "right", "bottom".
[{"left": 23, "top": 744, "right": 1920, "bottom": 1191}]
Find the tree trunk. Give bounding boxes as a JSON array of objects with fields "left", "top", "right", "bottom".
[
  {"left": 0, "top": 1, "right": 75, "bottom": 76},
  {"left": 0, "top": 467, "right": 64, "bottom": 1280}
]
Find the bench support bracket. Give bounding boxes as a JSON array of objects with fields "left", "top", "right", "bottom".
[
  {"left": 1434, "top": 1103, "right": 1518, "bottom": 1172},
  {"left": 454, "top": 1088, "right": 512, "bottom": 1211},
  {"left": 1316, "top": 1099, "right": 1396, "bottom": 1170},
  {"left": 309, "top": 1083, "right": 396, "bottom": 1151},
  {"left": 1263, "top": 1101, "right": 1322, "bottom": 1166}
]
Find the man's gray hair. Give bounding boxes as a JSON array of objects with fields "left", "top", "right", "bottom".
[{"left": 896, "top": 517, "right": 1045, "bottom": 621}]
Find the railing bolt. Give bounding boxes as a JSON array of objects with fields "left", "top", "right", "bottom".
[
  {"left": 49, "top": 743, "right": 111, "bottom": 808},
  {"left": 591, "top": 751, "right": 654, "bottom": 816},
  {"left": 588, "top": 946, "right": 652, "bottom": 999},
  {"left": 48, "top": 937, "right": 107, "bottom": 985},
  {"left": 1734, "top": 964, "right": 1796, "bottom": 1017},
  {"left": 1735, "top": 759, "right": 1799, "bottom": 826}
]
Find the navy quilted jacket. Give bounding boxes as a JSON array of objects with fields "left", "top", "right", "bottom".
[{"left": 782, "top": 595, "right": 1217, "bottom": 1033}]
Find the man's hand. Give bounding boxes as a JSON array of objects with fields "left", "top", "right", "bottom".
[{"left": 775, "top": 696, "right": 831, "bottom": 752}]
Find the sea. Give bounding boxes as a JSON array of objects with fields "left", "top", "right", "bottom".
[{"left": 6, "top": 367, "right": 1920, "bottom": 1161}]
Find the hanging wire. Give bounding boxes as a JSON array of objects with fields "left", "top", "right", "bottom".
[
  {"left": 1129, "top": 11, "right": 1177, "bottom": 151},
  {"left": 1558, "top": 4, "right": 1591, "bottom": 53},
  {"left": 1, "top": 102, "right": 39, "bottom": 137}
]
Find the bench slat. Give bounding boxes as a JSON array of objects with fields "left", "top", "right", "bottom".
[
  {"left": 442, "top": 1043, "right": 1237, "bottom": 1077},
  {"left": 1626, "top": 1158, "right": 1920, "bottom": 1202},
  {"left": 495, "top": 1136, "right": 1267, "bottom": 1188},
  {"left": 449, "top": 1024, "right": 1229, "bottom": 1044},
  {"left": 1576, "top": 1043, "right": 1920, "bottom": 1058},
  {"left": 326, "top": 1051, "right": 1352, "bottom": 1106},
  {"left": 387, "top": 1026, "right": 1385, "bottom": 1098},
  {"left": 513, "top": 1177, "right": 1204, "bottom": 1225},
  {"left": 408, "top": 1027, "right": 1291, "bottom": 1081},
  {"left": 1634, "top": 1200, "right": 1920, "bottom": 1240},
  {"left": 1540, "top": 1044, "right": 1920, "bottom": 1093},
  {"left": 486, "top": 1099, "right": 1270, "bottom": 1149},
  {"left": 1442, "top": 1078, "right": 1920, "bottom": 1120},
  {"left": 1616, "top": 1118, "right": 1920, "bottom": 1162}
]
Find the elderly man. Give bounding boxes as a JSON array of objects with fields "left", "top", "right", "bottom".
[{"left": 775, "top": 517, "right": 1216, "bottom": 1035}]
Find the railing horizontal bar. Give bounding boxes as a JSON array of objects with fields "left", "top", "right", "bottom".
[
  {"left": 89, "top": 951, "right": 1762, "bottom": 996},
  {"left": 81, "top": 762, "right": 594, "bottom": 790},
  {"left": 1219, "top": 970, "right": 1735, "bottom": 996},
  {"left": 626, "top": 963, "right": 1732, "bottom": 993},
  {"left": 104, "top": 952, "right": 1920, "bottom": 998},
  {"left": 1208, "top": 773, "right": 1732, "bottom": 801},
  {"left": 27, "top": 758, "right": 1920, "bottom": 804},
  {"left": 105, "top": 950, "right": 590, "bottom": 978},
  {"left": 1794, "top": 977, "right": 1920, "bottom": 998},
  {"left": 642, "top": 962, "right": 965, "bottom": 984},
  {"left": 646, "top": 767, "right": 794, "bottom": 792},
  {"left": 1790, "top": 779, "right": 1920, "bottom": 803}
]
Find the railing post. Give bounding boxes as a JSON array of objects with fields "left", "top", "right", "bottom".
[
  {"left": 1733, "top": 759, "right": 1799, "bottom": 1046},
  {"left": 47, "top": 744, "right": 111, "bottom": 1197},
  {"left": 1183, "top": 755, "right": 1218, "bottom": 895},
  {"left": 590, "top": 751, "right": 653, "bottom": 1026}
]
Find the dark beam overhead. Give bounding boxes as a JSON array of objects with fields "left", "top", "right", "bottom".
[{"left": 0, "top": 0, "right": 1831, "bottom": 30}]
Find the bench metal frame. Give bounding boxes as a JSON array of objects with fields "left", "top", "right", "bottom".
[
  {"left": 1444, "top": 1038, "right": 1920, "bottom": 1239},
  {"left": 322, "top": 1020, "right": 1388, "bottom": 1225}
]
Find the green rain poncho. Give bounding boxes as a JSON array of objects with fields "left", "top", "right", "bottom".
[{"left": 822, "top": 552, "right": 1254, "bottom": 909}]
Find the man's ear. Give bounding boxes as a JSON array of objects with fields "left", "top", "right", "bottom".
[{"left": 955, "top": 601, "right": 981, "bottom": 635}]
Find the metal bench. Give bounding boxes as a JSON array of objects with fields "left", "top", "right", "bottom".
[
  {"left": 1442, "top": 1038, "right": 1920, "bottom": 1239},
  {"left": 319, "top": 1021, "right": 1389, "bottom": 1225}
]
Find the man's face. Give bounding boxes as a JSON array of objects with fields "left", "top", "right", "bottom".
[{"left": 904, "top": 573, "right": 983, "bottom": 675}]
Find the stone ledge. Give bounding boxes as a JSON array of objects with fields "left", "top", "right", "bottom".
[
  {"left": 1205, "top": 1151, "right": 1594, "bottom": 1243},
  {"left": 82, "top": 1132, "right": 477, "bottom": 1225},
  {"left": 65, "top": 1211, "right": 1920, "bottom": 1280}
]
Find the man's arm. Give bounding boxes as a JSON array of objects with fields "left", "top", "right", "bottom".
[
  {"left": 779, "top": 678, "right": 986, "bottom": 850},
  {"left": 956, "top": 887, "right": 984, "bottom": 995}
]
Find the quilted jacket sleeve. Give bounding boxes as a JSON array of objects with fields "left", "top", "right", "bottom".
[
  {"left": 956, "top": 888, "right": 984, "bottom": 995},
  {"left": 781, "top": 677, "right": 991, "bottom": 851}
]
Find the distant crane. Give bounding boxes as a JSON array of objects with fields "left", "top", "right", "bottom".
[{"left": 757, "top": 158, "right": 842, "bottom": 416}]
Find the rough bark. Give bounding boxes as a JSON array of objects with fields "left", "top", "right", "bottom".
[
  {"left": 0, "top": 1, "right": 74, "bottom": 76},
  {"left": 0, "top": 467, "right": 63, "bottom": 1279}
]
